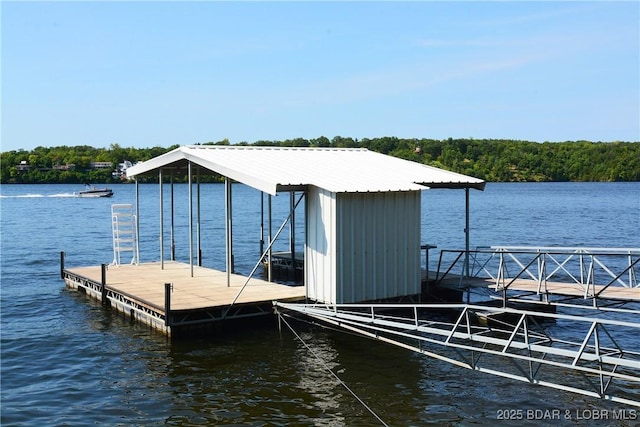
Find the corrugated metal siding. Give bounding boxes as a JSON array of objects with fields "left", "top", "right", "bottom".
[
  {"left": 305, "top": 187, "right": 337, "bottom": 303},
  {"left": 306, "top": 189, "right": 422, "bottom": 305},
  {"left": 335, "top": 191, "right": 421, "bottom": 304}
]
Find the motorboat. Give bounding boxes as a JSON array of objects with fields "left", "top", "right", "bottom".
[{"left": 78, "top": 184, "right": 114, "bottom": 198}]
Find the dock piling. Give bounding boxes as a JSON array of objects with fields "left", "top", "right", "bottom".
[
  {"left": 101, "top": 264, "right": 107, "bottom": 305},
  {"left": 164, "top": 282, "right": 172, "bottom": 327},
  {"left": 60, "top": 251, "right": 65, "bottom": 279}
]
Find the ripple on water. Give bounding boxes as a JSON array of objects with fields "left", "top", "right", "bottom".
[{"left": 2, "top": 183, "right": 639, "bottom": 426}]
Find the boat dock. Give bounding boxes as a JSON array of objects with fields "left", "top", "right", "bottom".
[
  {"left": 61, "top": 146, "right": 487, "bottom": 336},
  {"left": 57, "top": 146, "right": 639, "bottom": 405},
  {"left": 62, "top": 255, "right": 305, "bottom": 336}
]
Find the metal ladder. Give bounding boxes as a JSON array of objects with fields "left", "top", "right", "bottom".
[{"left": 111, "top": 204, "right": 138, "bottom": 266}]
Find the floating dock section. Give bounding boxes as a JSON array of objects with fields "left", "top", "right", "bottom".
[{"left": 62, "top": 255, "right": 305, "bottom": 336}]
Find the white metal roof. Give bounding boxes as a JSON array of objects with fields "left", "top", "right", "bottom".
[{"left": 126, "top": 145, "right": 485, "bottom": 195}]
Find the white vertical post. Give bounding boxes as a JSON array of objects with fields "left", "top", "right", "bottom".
[
  {"left": 135, "top": 179, "right": 140, "bottom": 264},
  {"left": 170, "top": 173, "right": 175, "bottom": 261},
  {"left": 159, "top": 169, "right": 164, "bottom": 269},
  {"left": 197, "top": 170, "right": 201, "bottom": 266},
  {"left": 268, "top": 194, "right": 273, "bottom": 283},
  {"left": 290, "top": 191, "right": 296, "bottom": 275},
  {"left": 304, "top": 190, "right": 309, "bottom": 300},
  {"left": 465, "top": 188, "right": 470, "bottom": 280},
  {"left": 260, "top": 192, "right": 265, "bottom": 256},
  {"left": 225, "top": 177, "right": 233, "bottom": 287},
  {"left": 188, "top": 161, "right": 193, "bottom": 277}
]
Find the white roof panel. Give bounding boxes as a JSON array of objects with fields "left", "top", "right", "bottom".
[{"left": 127, "top": 146, "right": 485, "bottom": 195}]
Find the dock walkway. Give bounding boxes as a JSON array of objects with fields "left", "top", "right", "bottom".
[
  {"left": 63, "top": 260, "right": 305, "bottom": 335},
  {"left": 429, "top": 247, "right": 640, "bottom": 307},
  {"left": 434, "top": 275, "right": 640, "bottom": 303}
]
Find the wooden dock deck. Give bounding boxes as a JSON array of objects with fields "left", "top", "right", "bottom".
[{"left": 63, "top": 261, "right": 306, "bottom": 335}]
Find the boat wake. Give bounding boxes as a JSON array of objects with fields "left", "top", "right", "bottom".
[{"left": 0, "top": 193, "right": 78, "bottom": 198}]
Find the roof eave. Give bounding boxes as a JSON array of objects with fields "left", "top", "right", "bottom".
[{"left": 420, "top": 181, "right": 486, "bottom": 191}]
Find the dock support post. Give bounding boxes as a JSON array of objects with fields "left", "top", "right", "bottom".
[
  {"left": 188, "top": 161, "right": 194, "bottom": 277},
  {"left": 159, "top": 169, "right": 164, "bottom": 269},
  {"left": 164, "top": 282, "right": 172, "bottom": 327},
  {"left": 268, "top": 194, "right": 273, "bottom": 283},
  {"left": 225, "top": 177, "right": 234, "bottom": 286},
  {"left": 465, "top": 188, "right": 470, "bottom": 281},
  {"left": 60, "top": 251, "right": 65, "bottom": 279},
  {"left": 290, "top": 192, "right": 296, "bottom": 281},
  {"left": 135, "top": 179, "right": 140, "bottom": 264},
  {"left": 197, "top": 170, "right": 202, "bottom": 267},
  {"left": 101, "top": 263, "right": 107, "bottom": 304},
  {"left": 260, "top": 192, "right": 265, "bottom": 256},
  {"left": 170, "top": 173, "right": 175, "bottom": 261}
]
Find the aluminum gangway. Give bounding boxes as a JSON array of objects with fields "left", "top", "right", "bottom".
[
  {"left": 274, "top": 302, "right": 640, "bottom": 407},
  {"left": 432, "top": 247, "right": 640, "bottom": 310}
]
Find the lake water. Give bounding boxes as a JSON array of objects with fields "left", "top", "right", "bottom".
[{"left": 1, "top": 182, "right": 639, "bottom": 426}]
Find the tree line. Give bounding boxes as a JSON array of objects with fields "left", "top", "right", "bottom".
[{"left": 1, "top": 137, "right": 638, "bottom": 184}]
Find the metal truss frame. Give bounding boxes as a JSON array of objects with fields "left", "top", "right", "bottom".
[
  {"left": 64, "top": 270, "right": 167, "bottom": 328},
  {"left": 274, "top": 302, "right": 640, "bottom": 407},
  {"left": 487, "top": 247, "right": 639, "bottom": 295},
  {"left": 169, "top": 302, "right": 274, "bottom": 326},
  {"left": 434, "top": 247, "right": 640, "bottom": 310},
  {"left": 267, "top": 252, "right": 304, "bottom": 273}
]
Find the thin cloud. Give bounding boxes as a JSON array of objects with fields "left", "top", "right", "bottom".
[{"left": 253, "top": 50, "right": 547, "bottom": 110}]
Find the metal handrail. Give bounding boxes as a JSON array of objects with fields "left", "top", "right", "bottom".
[{"left": 434, "top": 247, "right": 640, "bottom": 291}]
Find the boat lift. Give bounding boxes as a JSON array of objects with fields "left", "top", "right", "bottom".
[{"left": 274, "top": 301, "right": 640, "bottom": 407}]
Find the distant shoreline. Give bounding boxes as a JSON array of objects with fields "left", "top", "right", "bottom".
[{"left": 2, "top": 138, "right": 639, "bottom": 183}]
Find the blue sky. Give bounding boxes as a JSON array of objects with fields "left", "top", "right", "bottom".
[{"left": 2, "top": 1, "right": 638, "bottom": 151}]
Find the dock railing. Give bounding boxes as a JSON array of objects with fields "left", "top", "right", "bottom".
[
  {"left": 434, "top": 246, "right": 640, "bottom": 300},
  {"left": 275, "top": 301, "right": 640, "bottom": 407}
]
